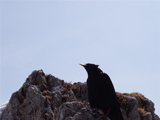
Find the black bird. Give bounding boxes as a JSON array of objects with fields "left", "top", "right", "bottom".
[{"left": 79, "top": 63, "right": 124, "bottom": 120}]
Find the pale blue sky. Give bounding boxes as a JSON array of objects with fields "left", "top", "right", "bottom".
[{"left": 1, "top": 1, "right": 160, "bottom": 116}]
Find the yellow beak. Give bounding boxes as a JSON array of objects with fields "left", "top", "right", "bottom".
[{"left": 79, "top": 63, "right": 86, "bottom": 66}]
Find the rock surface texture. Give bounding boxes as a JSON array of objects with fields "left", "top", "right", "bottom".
[{"left": 1, "top": 70, "right": 159, "bottom": 120}]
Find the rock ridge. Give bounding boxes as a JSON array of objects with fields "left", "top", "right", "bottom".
[{"left": 1, "top": 70, "right": 159, "bottom": 120}]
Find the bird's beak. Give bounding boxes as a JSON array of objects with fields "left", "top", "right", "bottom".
[{"left": 79, "top": 63, "right": 86, "bottom": 67}]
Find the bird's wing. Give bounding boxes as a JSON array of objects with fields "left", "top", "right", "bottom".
[{"left": 102, "top": 73, "right": 118, "bottom": 101}]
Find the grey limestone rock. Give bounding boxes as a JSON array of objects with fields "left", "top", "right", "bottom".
[
  {"left": 124, "top": 95, "right": 141, "bottom": 120},
  {"left": 1, "top": 70, "right": 159, "bottom": 120}
]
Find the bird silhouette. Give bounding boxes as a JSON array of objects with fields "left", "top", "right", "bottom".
[{"left": 80, "top": 63, "right": 124, "bottom": 120}]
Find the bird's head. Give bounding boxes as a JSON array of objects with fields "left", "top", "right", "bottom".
[{"left": 79, "top": 63, "right": 102, "bottom": 74}]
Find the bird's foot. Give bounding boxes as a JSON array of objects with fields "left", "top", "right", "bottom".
[{"left": 104, "top": 108, "right": 111, "bottom": 117}]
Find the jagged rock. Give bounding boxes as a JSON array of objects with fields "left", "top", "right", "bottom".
[
  {"left": 145, "top": 99, "right": 155, "bottom": 119},
  {"left": 154, "top": 114, "right": 160, "bottom": 120},
  {"left": 1, "top": 92, "right": 21, "bottom": 120},
  {"left": 1, "top": 70, "right": 159, "bottom": 120},
  {"left": 0, "top": 101, "right": 8, "bottom": 119},
  {"left": 72, "top": 82, "right": 88, "bottom": 101},
  {"left": 54, "top": 101, "right": 91, "bottom": 120},
  {"left": 125, "top": 96, "right": 141, "bottom": 120},
  {"left": 46, "top": 74, "right": 64, "bottom": 91},
  {"left": 143, "top": 112, "right": 152, "bottom": 120},
  {"left": 54, "top": 101, "right": 109, "bottom": 120}
]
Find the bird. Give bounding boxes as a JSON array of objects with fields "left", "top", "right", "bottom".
[{"left": 79, "top": 63, "right": 124, "bottom": 120}]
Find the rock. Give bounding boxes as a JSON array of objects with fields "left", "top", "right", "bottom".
[
  {"left": 54, "top": 101, "right": 109, "bottom": 120},
  {"left": 143, "top": 112, "right": 152, "bottom": 120},
  {"left": 145, "top": 99, "right": 155, "bottom": 119},
  {"left": 0, "top": 101, "right": 8, "bottom": 119},
  {"left": 72, "top": 82, "right": 88, "bottom": 101},
  {"left": 125, "top": 96, "right": 141, "bottom": 120},
  {"left": 2, "top": 91, "right": 21, "bottom": 120},
  {"left": 54, "top": 101, "right": 90, "bottom": 120},
  {"left": 1, "top": 70, "right": 159, "bottom": 120},
  {"left": 46, "top": 74, "right": 64, "bottom": 91},
  {"left": 2, "top": 85, "right": 54, "bottom": 120},
  {"left": 154, "top": 114, "right": 160, "bottom": 120}
]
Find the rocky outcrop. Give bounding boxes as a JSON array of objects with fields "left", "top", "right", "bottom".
[
  {"left": 1, "top": 70, "right": 159, "bottom": 120},
  {"left": 0, "top": 101, "right": 8, "bottom": 119}
]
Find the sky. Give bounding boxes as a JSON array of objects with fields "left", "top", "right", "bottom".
[{"left": 0, "top": 0, "right": 160, "bottom": 116}]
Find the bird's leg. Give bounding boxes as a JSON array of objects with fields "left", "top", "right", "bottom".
[{"left": 104, "top": 108, "right": 111, "bottom": 117}]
